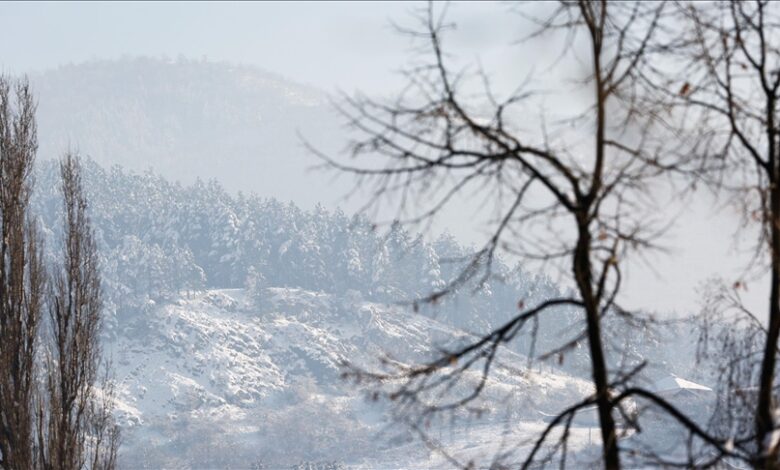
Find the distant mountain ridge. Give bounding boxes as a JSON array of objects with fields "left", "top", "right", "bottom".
[{"left": 31, "top": 57, "right": 343, "bottom": 206}]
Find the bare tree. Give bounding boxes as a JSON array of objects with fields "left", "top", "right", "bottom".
[
  {"left": 311, "top": 1, "right": 739, "bottom": 468},
  {"left": 655, "top": 1, "right": 780, "bottom": 466},
  {"left": 0, "top": 76, "right": 45, "bottom": 470},
  {"left": 36, "top": 154, "right": 119, "bottom": 470}
]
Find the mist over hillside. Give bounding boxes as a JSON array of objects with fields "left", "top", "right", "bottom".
[
  {"left": 31, "top": 58, "right": 344, "bottom": 206},
  {"left": 17, "top": 58, "right": 724, "bottom": 468},
  {"left": 5, "top": 1, "right": 780, "bottom": 467},
  {"left": 26, "top": 159, "right": 713, "bottom": 468}
]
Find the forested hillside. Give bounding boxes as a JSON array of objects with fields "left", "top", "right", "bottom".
[
  {"left": 23, "top": 160, "right": 594, "bottom": 467},
  {"left": 30, "top": 160, "right": 699, "bottom": 380}
]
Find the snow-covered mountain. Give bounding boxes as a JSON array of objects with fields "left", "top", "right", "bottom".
[{"left": 26, "top": 159, "right": 713, "bottom": 468}]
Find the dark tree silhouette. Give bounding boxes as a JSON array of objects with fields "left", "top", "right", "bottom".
[
  {"left": 0, "top": 76, "right": 45, "bottom": 470},
  {"left": 312, "top": 1, "right": 708, "bottom": 468},
  {"left": 0, "top": 76, "right": 117, "bottom": 470},
  {"left": 37, "top": 154, "right": 119, "bottom": 470}
]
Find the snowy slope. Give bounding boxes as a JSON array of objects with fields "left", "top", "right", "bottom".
[{"left": 110, "top": 287, "right": 599, "bottom": 469}]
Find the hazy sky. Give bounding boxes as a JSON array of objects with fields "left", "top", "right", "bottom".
[
  {"left": 0, "top": 1, "right": 524, "bottom": 93},
  {"left": 0, "top": 1, "right": 766, "bottom": 318}
]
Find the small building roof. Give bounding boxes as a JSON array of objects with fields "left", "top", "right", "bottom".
[{"left": 654, "top": 375, "right": 712, "bottom": 394}]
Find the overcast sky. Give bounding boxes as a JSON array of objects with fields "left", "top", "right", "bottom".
[
  {"left": 0, "top": 1, "right": 527, "bottom": 94},
  {"left": 0, "top": 1, "right": 765, "bottom": 318}
]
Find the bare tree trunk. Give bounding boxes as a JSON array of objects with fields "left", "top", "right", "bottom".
[
  {"left": 756, "top": 145, "right": 780, "bottom": 469},
  {"left": 574, "top": 225, "right": 620, "bottom": 469},
  {"left": 580, "top": 8, "right": 620, "bottom": 463}
]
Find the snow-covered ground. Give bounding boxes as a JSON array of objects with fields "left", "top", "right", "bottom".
[{"left": 110, "top": 288, "right": 602, "bottom": 468}]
